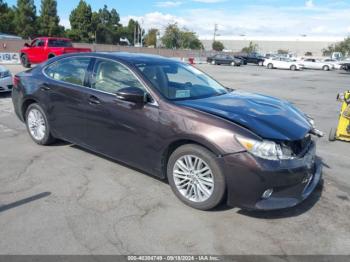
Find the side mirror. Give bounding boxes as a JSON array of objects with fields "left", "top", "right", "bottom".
[
  {"left": 24, "top": 43, "right": 30, "bottom": 47},
  {"left": 116, "top": 87, "right": 146, "bottom": 104}
]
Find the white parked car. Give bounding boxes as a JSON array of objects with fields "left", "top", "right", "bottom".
[
  {"left": 0, "top": 65, "right": 13, "bottom": 93},
  {"left": 323, "top": 58, "right": 343, "bottom": 70},
  {"left": 263, "top": 57, "right": 304, "bottom": 71},
  {"left": 301, "top": 58, "right": 333, "bottom": 71}
]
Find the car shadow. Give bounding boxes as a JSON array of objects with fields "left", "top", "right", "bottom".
[
  {"left": 68, "top": 142, "right": 326, "bottom": 218},
  {"left": 0, "top": 192, "right": 51, "bottom": 213},
  {"left": 70, "top": 144, "right": 168, "bottom": 184},
  {"left": 0, "top": 92, "right": 11, "bottom": 98}
]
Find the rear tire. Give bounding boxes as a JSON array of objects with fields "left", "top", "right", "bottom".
[
  {"left": 267, "top": 63, "right": 274, "bottom": 69},
  {"left": 329, "top": 128, "right": 337, "bottom": 142},
  {"left": 20, "top": 54, "right": 31, "bottom": 68},
  {"left": 290, "top": 65, "right": 297, "bottom": 71},
  {"left": 323, "top": 65, "right": 330, "bottom": 71},
  {"left": 25, "top": 103, "right": 55, "bottom": 145},
  {"left": 167, "top": 144, "right": 226, "bottom": 210}
]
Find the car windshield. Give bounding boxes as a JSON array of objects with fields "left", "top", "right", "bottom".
[
  {"left": 136, "top": 62, "right": 228, "bottom": 100},
  {"left": 48, "top": 39, "right": 73, "bottom": 47}
]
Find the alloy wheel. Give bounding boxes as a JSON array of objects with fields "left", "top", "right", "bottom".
[
  {"left": 173, "top": 155, "right": 214, "bottom": 202},
  {"left": 27, "top": 108, "right": 46, "bottom": 141}
]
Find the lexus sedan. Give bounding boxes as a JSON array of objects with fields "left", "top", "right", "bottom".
[
  {"left": 0, "top": 65, "right": 13, "bottom": 93},
  {"left": 12, "top": 52, "right": 323, "bottom": 211}
]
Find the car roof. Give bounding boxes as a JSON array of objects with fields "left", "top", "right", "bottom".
[
  {"left": 59, "top": 52, "right": 182, "bottom": 65},
  {"left": 35, "top": 37, "right": 71, "bottom": 41}
]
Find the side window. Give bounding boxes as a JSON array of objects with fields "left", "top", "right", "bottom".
[
  {"left": 30, "top": 39, "right": 39, "bottom": 47},
  {"left": 92, "top": 59, "right": 144, "bottom": 94},
  {"left": 45, "top": 57, "right": 90, "bottom": 86},
  {"left": 37, "top": 40, "right": 45, "bottom": 47}
]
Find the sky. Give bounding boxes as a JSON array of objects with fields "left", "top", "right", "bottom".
[{"left": 6, "top": 0, "right": 350, "bottom": 39}]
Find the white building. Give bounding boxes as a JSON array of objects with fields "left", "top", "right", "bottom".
[{"left": 200, "top": 36, "right": 344, "bottom": 57}]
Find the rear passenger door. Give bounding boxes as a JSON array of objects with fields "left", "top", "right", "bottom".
[{"left": 43, "top": 57, "right": 93, "bottom": 144}]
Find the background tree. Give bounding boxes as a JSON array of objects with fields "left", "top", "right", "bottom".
[
  {"left": 120, "top": 19, "right": 144, "bottom": 46},
  {"left": 323, "top": 37, "right": 350, "bottom": 57},
  {"left": 14, "top": 0, "right": 37, "bottom": 39},
  {"left": 38, "top": 0, "right": 62, "bottom": 36},
  {"left": 68, "top": 0, "right": 92, "bottom": 42},
  {"left": 144, "top": 28, "right": 158, "bottom": 47},
  {"left": 161, "top": 23, "right": 202, "bottom": 50},
  {"left": 212, "top": 40, "right": 224, "bottom": 51},
  {"left": 0, "top": 0, "right": 16, "bottom": 35},
  {"left": 241, "top": 41, "right": 258, "bottom": 53},
  {"left": 91, "top": 5, "right": 122, "bottom": 44},
  {"left": 161, "top": 23, "right": 181, "bottom": 49},
  {"left": 180, "top": 30, "right": 203, "bottom": 50}
]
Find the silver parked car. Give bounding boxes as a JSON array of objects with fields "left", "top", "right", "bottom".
[
  {"left": 0, "top": 65, "right": 13, "bottom": 92},
  {"left": 301, "top": 58, "right": 334, "bottom": 71}
]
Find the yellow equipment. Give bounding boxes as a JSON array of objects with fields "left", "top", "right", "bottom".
[{"left": 329, "top": 91, "right": 350, "bottom": 142}]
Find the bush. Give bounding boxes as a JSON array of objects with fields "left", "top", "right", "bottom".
[{"left": 212, "top": 41, "right": 224, "bottom": 51}]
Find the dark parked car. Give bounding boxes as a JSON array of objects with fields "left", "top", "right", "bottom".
[
  {"left": 234, "top": 56, "right": 247, "bottom": 65},
  {"left": 240, "top": 53, "right": 265, "bottom": 65},
  {"left": 207, "top": 54, "right": 242, "bottom": 66},
  {"left": 12, "top": 52, "right": 323, "bottom": 211}
]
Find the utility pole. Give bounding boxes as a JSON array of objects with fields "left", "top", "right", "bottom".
[
  {"left": 213, "top": 24, "right": 219, "bottom": 42},
  {"left": 134, "top": 26, "right": 136, "bottom": 46}
]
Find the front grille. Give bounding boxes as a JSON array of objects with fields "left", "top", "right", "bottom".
[{"left": 280, "top": 134, "right": 312, "bottom": 157}]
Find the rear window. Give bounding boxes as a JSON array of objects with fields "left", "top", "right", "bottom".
[
  {"left": 48, "top": 39, "right": 73, "bottom": 47},
  {"left": 44, "top": 57, "right": 90, "bottom": 86}
]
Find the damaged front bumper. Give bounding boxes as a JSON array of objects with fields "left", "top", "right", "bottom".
[{"left": 221, "top": 141, "right": 322, "bottom": 210}]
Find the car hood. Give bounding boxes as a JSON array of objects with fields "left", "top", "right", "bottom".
[
  {"left": 176, "top": 91, "right": 312, "bottom": 141},
  {"left": 0, "top": 66, "right": 7, "bottom": 72}
]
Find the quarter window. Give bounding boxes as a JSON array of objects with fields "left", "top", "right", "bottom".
[
  {"left": 92, "top": 59, "right": 144, "bottom": 94},
  {"left": 44, "top": 58, "right": 91, "bottom": 86}
]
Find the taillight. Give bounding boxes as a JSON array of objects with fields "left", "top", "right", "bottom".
[{"left": 13, "top": 75, "right": 20, "bottom": 87}]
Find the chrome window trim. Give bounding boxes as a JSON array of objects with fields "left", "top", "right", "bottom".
[{"left": 42, "top": 55, "right": 159, "bottom": 107}]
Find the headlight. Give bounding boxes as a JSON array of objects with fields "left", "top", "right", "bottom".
[
  {"left": 0, "top": 70, "right": 10, "bottom": 78},
  {"left": 236, "top": 135, "right": 294, "bottom": 160}
]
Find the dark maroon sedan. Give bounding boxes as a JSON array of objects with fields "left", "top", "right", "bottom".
[{"left": 12, "top": 52, "right": 323, "bottom": 210}]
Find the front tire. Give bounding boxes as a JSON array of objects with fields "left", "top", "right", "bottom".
[
  {"left": 267, "top": 63, "right": 274, "bottom": 69},
  {"left": 323, "top": 65, "right": 330, "bottom": 71},
  {"left": 25, "top": 103, "right": 55, "bottom": 145},
  {"left": 20, "top": 54, "right": 31, "bottom": 68},
  {"left": 167, "top": 144, "right": 226, "bottom": 210},
  {"left": 290, "top": 65, "right": 297, "bottom": 71},
  {"left": 329, "top": 128, "right": 337, "bottom": 142}
]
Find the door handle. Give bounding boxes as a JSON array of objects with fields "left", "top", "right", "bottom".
[
  {"left": 40, "top": 84, "right": 51, "bottom": 91},
  {"left": 88, "top": 95, "right": 101, "bottom": 105}
]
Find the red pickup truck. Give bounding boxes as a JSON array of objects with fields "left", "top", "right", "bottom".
[{"left": 20, "top": 37, "right": 91, "bottom": 68}]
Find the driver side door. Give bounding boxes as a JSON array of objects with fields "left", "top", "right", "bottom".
[{"left": 83, "top": 58, "right": 161, "bottom": 174}]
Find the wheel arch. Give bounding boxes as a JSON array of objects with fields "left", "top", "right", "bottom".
[
  {"left": 21, "top": 98, "right": 39, "bottom": 120},
  {"left": 48, "top": 53, "right": 56, "bottom": 59},
  {"left": 161, "top": 138, "right": 222, "bottom": 179}
]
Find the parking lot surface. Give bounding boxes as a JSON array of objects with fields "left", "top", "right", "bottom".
[{"left": 0, "top": 64, "right": 350, "bottom": 255}]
